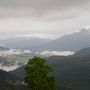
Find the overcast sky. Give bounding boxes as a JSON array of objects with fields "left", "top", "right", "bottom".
[{"left": 0, "top": 0, "right": 90, "bottom": 39}]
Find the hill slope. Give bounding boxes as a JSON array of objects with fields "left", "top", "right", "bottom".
[
  {"left": 0, "top": 70, "right": 21, "bottom": 90},
  {"left": 74, "top": 47, "right": 90, "bottom": 56}
]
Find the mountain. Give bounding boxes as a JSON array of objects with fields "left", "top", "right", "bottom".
[
  {"left": 31, "top": 29, "right": 90, "bottom": 52},
  {"left": 1, "top": 28, "right": 90, "bottom": 52},
  {"left": 11, "top": 51, "right": 90, "bottom": 90},
  {"left": 74, "top": 47, "right": 90, "bottom": 56},
  {"left": 0, "top": 37, "right": 51, "bottom": 49}
]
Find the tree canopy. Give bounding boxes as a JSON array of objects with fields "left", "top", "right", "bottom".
[{"left": 24, "top": 56, "right": 57, "bottom": 90}]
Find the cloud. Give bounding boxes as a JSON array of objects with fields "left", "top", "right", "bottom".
[
  {"left": 40, "top": 50, "right": 75, "bottom": 56},
  {"left": 0, "top": 63, "right": 20, "bottom": 72},
  {"left": 0, "top": 0, "right": 89, "bottom": 18},
  {"left": 0, "top": 0, "right": 89, "bottom": 39},
  {"left": 0, "top": 0, "right": 89, "bottom": 9}
]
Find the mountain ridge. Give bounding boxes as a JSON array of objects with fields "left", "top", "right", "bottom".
[
  {"left": 31, "top": 29, "right": 90, "bottom": 51},
  {"left": 0, "top": 37, "right": 51, "bottom": 49}
]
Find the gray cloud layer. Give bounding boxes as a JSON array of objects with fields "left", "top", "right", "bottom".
[
  {"left": 0, "top": 0, "right": 90, "bottom": 39},
  {"left": 0, "top": 0, "right": 89, "bottom": 17}
]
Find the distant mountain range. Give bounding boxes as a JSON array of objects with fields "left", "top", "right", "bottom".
[
  {"left": 0, "top": 28, "right": 90, "bottom": 52},
  {"left": 31, "top": 29, "right": 90, "bottom": 51},
  {"left": 0, "top": 37, "right": 51, "bottom": 49}
]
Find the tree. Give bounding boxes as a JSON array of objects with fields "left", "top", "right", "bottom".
[{"left": 24, "top": 56, "right": 57, "bottom": 90}]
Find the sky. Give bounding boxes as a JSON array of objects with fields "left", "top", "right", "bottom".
[{"left": 0, "top": 0, "right": 90, "bottom": 39}]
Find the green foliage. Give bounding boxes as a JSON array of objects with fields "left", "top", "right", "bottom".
[{"left": 24, "top": 56, "right": 57, "bottom": 90}]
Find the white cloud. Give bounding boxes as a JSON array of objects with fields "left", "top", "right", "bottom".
[
  {"left": 40, "top": 50, "right": 75, "bottom": 56},
  {"left": 0, "top": 63, "right": 20, "bottom": 72}
]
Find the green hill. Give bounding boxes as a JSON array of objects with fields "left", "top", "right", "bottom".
[
  {"left": 47, "top": 55, "right": 90, "bottom": 90},
  {"left": 11, "top": 54, "right": 90, "bottom": 90},
  {"left": 0, "top": 70, "right": 20, "bottom": 90}
]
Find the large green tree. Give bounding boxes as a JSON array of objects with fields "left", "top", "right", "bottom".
[{"left": 24, "top": 56, "right": 57, "bottom": 90}]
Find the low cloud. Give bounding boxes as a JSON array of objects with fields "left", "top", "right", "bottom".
[
  {"left": 0, "top": 63, "right": 20, "bottom": 72},
  {"left": 40, "top": 50, "right": 75, "bottom": 56}
]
